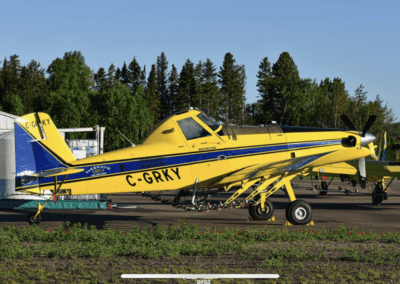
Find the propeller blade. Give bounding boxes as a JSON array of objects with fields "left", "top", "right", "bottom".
[
  {"left": 361, "top": 115, "right": 376, "bottom": 137},
  {"left": 340, "top": 115, "right": 356, "bottom": 130},
  {"left": 357, "top": 157, "right": 367, "bottom": 189}
]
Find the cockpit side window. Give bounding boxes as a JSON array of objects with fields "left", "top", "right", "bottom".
[
  {"left": 197, "top": 113, "right": 221, "bottom": 131},
  {"left": 177, "top": 117, "right": 211, "bottom": 140}
]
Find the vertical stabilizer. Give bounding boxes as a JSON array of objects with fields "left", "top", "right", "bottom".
[{"left": 15, "top": 113, "right": 76, "bottom": 180}]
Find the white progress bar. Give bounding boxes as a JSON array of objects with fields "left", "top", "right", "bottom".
[{"left": 121, "top": 274, "right": 279, "bottom": 279}]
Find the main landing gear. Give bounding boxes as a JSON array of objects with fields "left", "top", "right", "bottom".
[{"left": 243, "top": 174, "right": 313, "bottom": 225}]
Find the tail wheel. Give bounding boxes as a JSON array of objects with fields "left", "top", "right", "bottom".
[
  {"left": 249, "top": 198, "right": 274, "bottom": 221},
  {"left": 286, "top": 200, "right": 312, "bottom": 225},
  {"left": 372, "top": 184, "right": 384, "bottom": 205},
  {"left": 319, "top": 181, "right": 328, "bottom": 196},
  {"left": 28, "top": 212, "right": 42, "bottom": 225}
]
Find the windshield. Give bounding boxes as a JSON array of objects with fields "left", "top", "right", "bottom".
[
  {"left": 177, "top": 117, "right": 211, "bottom": 140},
  {"left": 197, "top": 113, "right": 221, "bottom": 131}
]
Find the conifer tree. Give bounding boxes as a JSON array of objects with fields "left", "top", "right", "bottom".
[
  {"left": 140, "top": 65, "right": 147, "bottom": 90},
  {"left": 218, "top": 53, "right": 246, "bottom": 124},
  {"left": 106, "top": 63, "right": 116, "bottom": 90},
  {"left": 256, "top": 57, "right": 274, "bottom": 124},
  {"left": 120, "top": 62, "right": 130, "bottom": 86},
  {"left": 178, "top": 59, "right": 195, "bottom": 111},
  {"left": 202, "top": 58, "right": 220, "bottom": 120},
  {"left": 193, "top": 61, "right": 204, "bottom": 111},
  {"left": 271, "top": 52, "right": 303, "bottom": 125},
  {"left": 157, "top": 52, "right": 169, "bottom": 119},
  {"left": 168, "top": 64, "right": 179, "bottom": 114},
  {"left": 94, "top": 67, "right": 108, "bottom": 92},
  {"left": 146, "top": 64, "right": 160, "bottom": 124},
  {"left": 128, "top": 57, "right": 141, "bottom": 95}
]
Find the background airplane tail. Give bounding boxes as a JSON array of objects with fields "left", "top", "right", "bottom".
[
  {"left": 378, "top": 131, "right": 386, "bottom": 161},
  {"left": 15, "top": 113, "right": 76, "bottom": 188}
]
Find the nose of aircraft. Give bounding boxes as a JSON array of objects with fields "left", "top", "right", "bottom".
[{"left": 360, "top": 133, "right": 376, "bottom": 147}]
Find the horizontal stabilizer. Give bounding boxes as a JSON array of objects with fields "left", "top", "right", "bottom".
[
  {"left": 34, "top": 168, "right": 84, "bottom": 178},
  {"left": 384, "top": 166, "right": 400, "bottom": 173}
]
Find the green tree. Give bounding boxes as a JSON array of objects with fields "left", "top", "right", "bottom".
[
  {"left": 168, "top": 64, "right": 179, "bottom": 114},
  {"left": 9, "top": 94, "right": 24, "bottom": 116},
  {"left": 193, "top": 61, "right": 204, "bottom": 111},
  {"left": 146, "top": 64, "right": 160, "bottom": 124},
  {"left": 140, "top": 65, "right": 147, "bottom": 90},
  {"left": 106, "top": 63, "right": 117, "bottom": 90},
  {"left": 133, "top": 85, "right": 153, "bottom": 140},
  {"left": 256, "top": 56, "right": 275, "bottom": 124},
  {"left": 218, "top": 53, "right": 246, "bottom": 124},
  {"left": 178, "top": 59, "right": 195, "bottom": 111},
  {"left": 96, "top": 81, "right": 138, "bottom": 151},
  {"left": 271, "top": 52, "right": 304, "bottom": 125},
  {"left": 120, "top": 62, "right": 130, "bottom": 86},
  {"left": 128, "top": 57, "right": 142, "bottom": 95},
  {"left": 202, "top": 58, "right": 220, "bottom": 121},
  {"left": 94, "top": 67, "right": 108, "bottom": 92},
  {"left": 157, "top": 52, "right": 169, "bottom": 119}
]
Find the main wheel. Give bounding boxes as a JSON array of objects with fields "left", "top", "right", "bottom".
[
  {"left": 28, "top": 212, "right": 42, "bottom": 225},
  {"left": 249, "top": 198, "right": 274, "bottom": 221},
  {"left": 372, "top": 184, "right": 384, "bottom": 205},
  {"left": 286, "top": 200, "right": 312, "bottom": 225},
  {"left": 285, "top": 201, "right": 296, "bottom": 223}
]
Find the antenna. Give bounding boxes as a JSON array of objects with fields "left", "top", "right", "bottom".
[{"left": 117, "top": 130, "right": 135, "bottom": 147}]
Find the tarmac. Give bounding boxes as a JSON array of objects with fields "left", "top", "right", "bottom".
[{"left": 1, "top": 179, "right": 400, "bottom": 233}]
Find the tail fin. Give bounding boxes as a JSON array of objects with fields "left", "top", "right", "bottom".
[
  {"left": 378, "top": 131, "right": 386, "bottom": 161},
  {"left": 15, "top": 113, "right": 76, "bottom": 188}
]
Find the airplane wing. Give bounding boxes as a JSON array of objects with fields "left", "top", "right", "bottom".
[
  {"left": 310, "top": 160, "right": 400, "bottom": 179},
  {"left": 213, "top": 147, "right": 371, "bottom": 185}
]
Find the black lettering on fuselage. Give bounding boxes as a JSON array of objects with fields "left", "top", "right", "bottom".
[
  {"left": 162, "top": 169, "right": 173, "bottom": 181},
  {"left": 126, "top": 175, "right": 136, "bottom": 186},
  {"left": 47, "top": 119, "right": 50, "bottom": 125},
  {"left": 143, "top": 173, "right": 153, "bottom": 184},
  {"left": 152, "top": 171, "right": 164, "bottom": 183},
  {"left": 42, "top": 119, "right": 46, "bottom": 126},
  {"left": 171, "top": 168, "right": 181, "bottom": 179}
]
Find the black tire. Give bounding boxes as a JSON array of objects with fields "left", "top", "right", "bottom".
[
  {"left": 248, "top": 198, "right": 274, "bottom": 221},
  {"left": 372, "top": 184, "right": 384, "bottom": 205},
  {"left": 287, "top": 200, "right": 312, "bottom": 225},
  {"left": 285, "top": 201, "right": 296, "bottom": 224},
  {"left": 28, "top": 212, "right": 41, "bottom": 225},
  {"left": 319, "top": 181, "right": 328, "bottom": 196}
]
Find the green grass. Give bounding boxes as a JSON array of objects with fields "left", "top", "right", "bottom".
[{"left": 0, "top": 221, "right": 399, "bottom": 260}]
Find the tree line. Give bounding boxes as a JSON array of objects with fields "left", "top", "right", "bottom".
[{"left": 0, "top": 51, "right": 397, "bottom": 155}]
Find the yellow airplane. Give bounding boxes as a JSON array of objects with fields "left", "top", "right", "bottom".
[{"left": 15, "top": 110, "right": 376, "bottom": 225}]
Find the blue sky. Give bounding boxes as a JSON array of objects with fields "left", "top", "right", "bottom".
[{"left": 1, "top": 0, "right": 399, "bottom": 121}]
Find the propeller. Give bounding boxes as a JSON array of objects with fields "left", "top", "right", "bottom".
[{"left": 340, "top": 115, "right": 377, "bottom": 189}]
